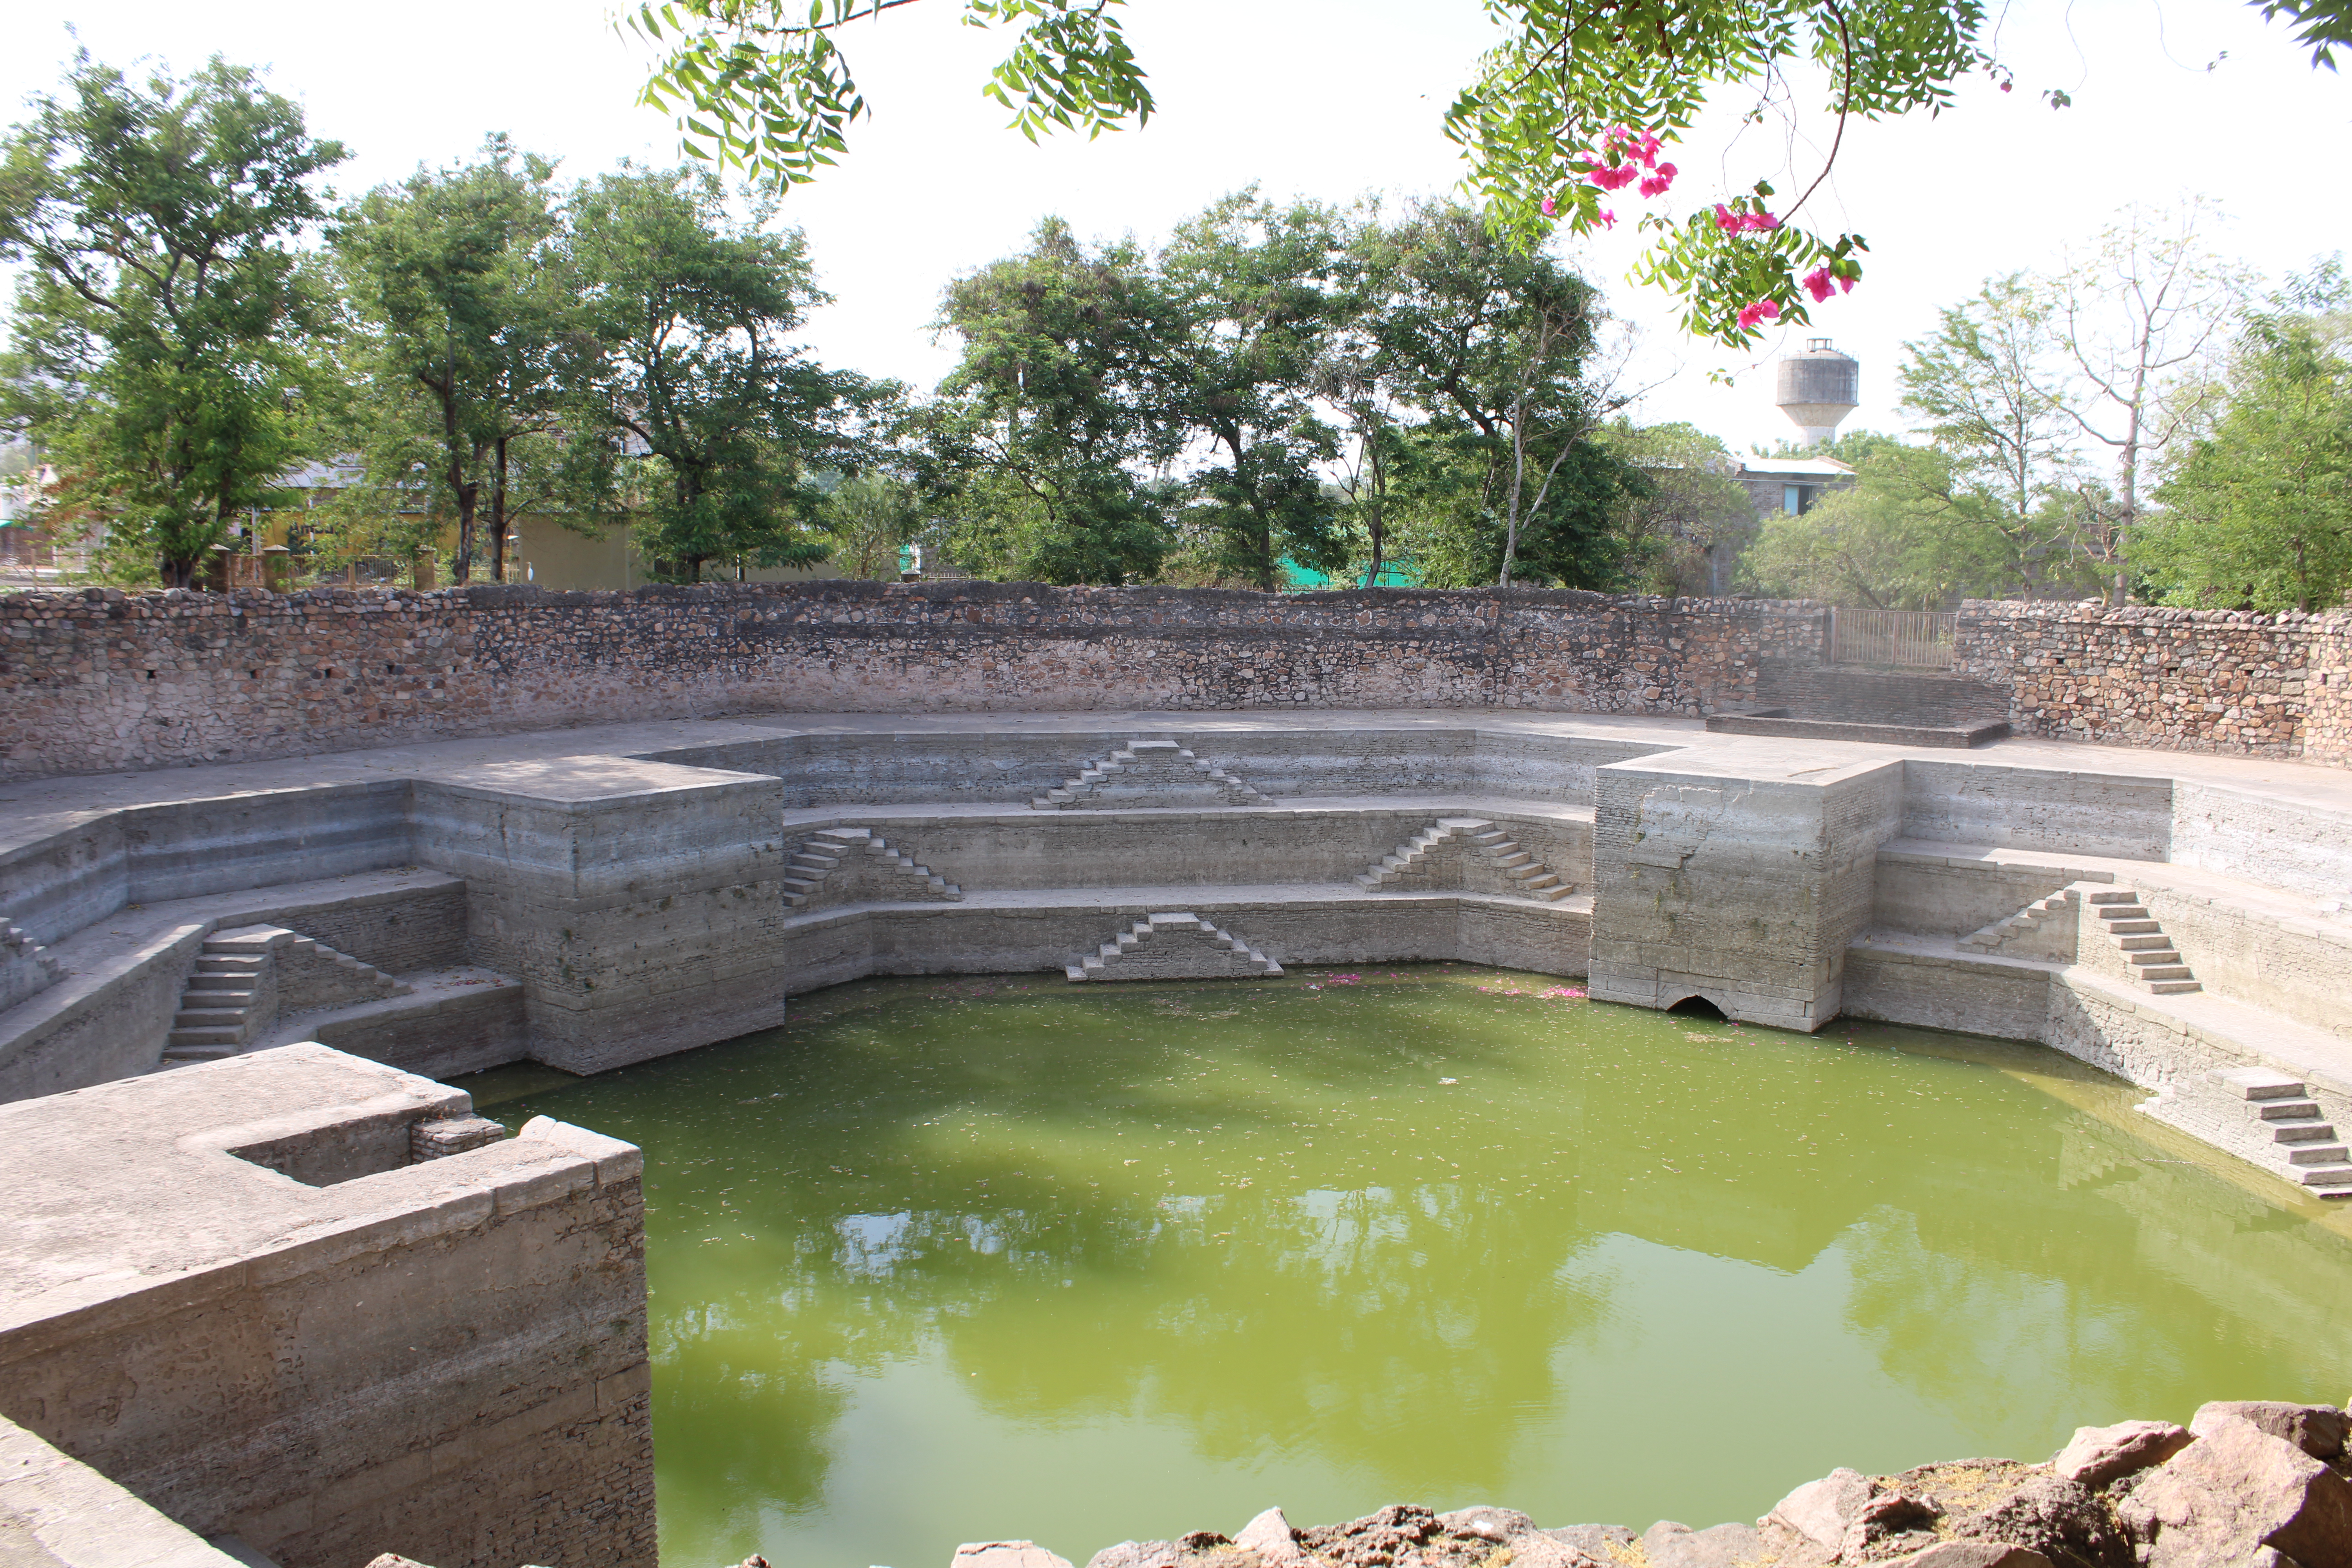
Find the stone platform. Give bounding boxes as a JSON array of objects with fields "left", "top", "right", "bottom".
[{"left": 2, "top": 708, "right": 2349, "bottom": 1195}]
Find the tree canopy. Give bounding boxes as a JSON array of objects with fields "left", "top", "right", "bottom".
[
  {"left": 0, "top": 54, "right": 345, "bottom": 584},
  {"left": 2138, "top": 272, "right": 2352, "bottom": 611},
  {"left": 626, "top": 0, "right": 2350, "bottom": 349}
]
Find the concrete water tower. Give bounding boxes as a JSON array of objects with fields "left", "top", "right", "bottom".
[{"left": 1775, "top": 338, "right": 1860, "bottom": 447}]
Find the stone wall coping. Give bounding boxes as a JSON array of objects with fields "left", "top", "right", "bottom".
[
  {"left": 1959, "top": 598, "right": 2352, "bottom": 628},
  {"left": 417, "top": 757, "right": 782, "bottom": 807},
  {"left": 0, "top": 580, "right": 1838, "bottom": 616},
  {"left": 0, "top": 1046, "right": 641, "bottom": 1341}
]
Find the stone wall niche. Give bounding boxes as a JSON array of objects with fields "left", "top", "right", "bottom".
[
  {"left": 1588, "top": 756, "right": 1903, "bottom": 1031},
  {"left": 412, "top": 758, "right": 791, "bottom": 1073}
]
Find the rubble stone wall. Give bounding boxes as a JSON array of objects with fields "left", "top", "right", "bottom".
[
  {"left": 0, "top": 582, "right": 1824, "bottom": 780},
  {"left": 1955, "top": 599, "right": 2351, "bottom": 759},
  {"left": 6, "top": 582, "right": 2352, "bottom": 780}
]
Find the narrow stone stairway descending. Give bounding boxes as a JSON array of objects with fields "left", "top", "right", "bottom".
[
  {"left": 1956, "top": 882, "right": 2201, "bottom": 993},
  {"left": 1355, "top": 818, "right": 1576, "bottom": 902},
  {"left": 1065, "top": 913, "right": 1283, "bottom": 981},
  {"left": 784, "top": 828, "right": 962, "bottom": 909},
  {"left": 1031, "top": 741, "right": 1267, "bottom": 809},
  {"left": 2082, "top": 888, "right": 2201, "bottom": 994},
  {"left": 161, "top": 926, "right": 409, "bottom": 1066},
  {"left": 1958, "top": 887, "right": 2078, "bottom": 954},
  {"left": 163, "top": 934, "right": 270, "bottom": 1063},
  {"left": 2214, "top": 1068, "right": 2352, "bottom": 1196}
]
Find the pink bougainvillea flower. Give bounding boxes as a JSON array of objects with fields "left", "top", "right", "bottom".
[
  {"left": 1839, "top": 272, "right": 1857, "bottom": 293},
  {"left": 1802, "top": 266, "right": 1835, "bottom": 303},
  {"left": 1541, "top": 196, "right": 1557, "bottom": 217},
  {"left": 1598, "top": 208, "right": 1617, "bottom": 229},
  {"left": 2000, "top": 79, "right": 2014, "bottom": 92},
  {"left": 1743, "top": 211, "right": 1781, "bottom": 232},
  {"left": 1587, "top": 164, "right": 1640, "bottom": 191},
  {"left": 1655, "top": 161, "right": 1677, "bottom": 180},
  {"left": 1714, "top": 203, "right": 1740, "bottom": 232},
  {"left": 1638, "top": 174, "right": 1670, "bottom": 199},
  {"left": 1735, "top": 298, "right": 1782, "bottom": 331}
]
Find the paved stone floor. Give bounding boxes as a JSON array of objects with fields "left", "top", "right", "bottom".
[{"left": 7, "top": 708, "right": 2350, "bottom": 834}]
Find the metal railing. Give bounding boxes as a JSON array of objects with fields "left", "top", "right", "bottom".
[{"left": 1830, "top": 608, "right": 1956, "bottom": 669}]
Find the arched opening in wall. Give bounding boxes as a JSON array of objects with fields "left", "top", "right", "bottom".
[{"left": 1665, "top": 994, "right": 1728, "bottom": 1020}]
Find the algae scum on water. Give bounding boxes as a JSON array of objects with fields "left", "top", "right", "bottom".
[{"left": 458, "top": 967, "right": 2352, "bottom": 1568}]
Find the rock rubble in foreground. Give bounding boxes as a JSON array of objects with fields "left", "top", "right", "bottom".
[{"left": 944, "top": 1400, "right": 2352, "bottom": 1568}]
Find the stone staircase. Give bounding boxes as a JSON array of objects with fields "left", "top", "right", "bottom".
[
  {"left": 2212, "top": 1068, "right": 2352, "bottom": 1197},
  {"left": 1065, "top": 913, "right": 1284, "bottom": 982},
  {"left": 2081, "top": 888, "right": 2201, "bottom": 994},
  {"left": 1032, "top": 741, "right": 1269, "bottom": 810},
  {"left": 1355, "top": 818, "right": 1575, "bottom": 902},
  {"left": 0, "top": 916, "right": 64, "bottom": 1013},
  {"left": 162, "top": 927, "right": 408, "bottom": 1065},
  {"left": 1958, "top": 882, "right": 2200, "bottom": 994},
  {"left": 1958, "top": 887, "right": 2079, "bottom": 956},
  {"left": 784, "top": 828, "right": 962, "bottom": 910}
]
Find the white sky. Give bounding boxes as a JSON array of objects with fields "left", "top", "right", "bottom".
[{"left": 5, "top": 0, "right": 2350, "bottom": 461}]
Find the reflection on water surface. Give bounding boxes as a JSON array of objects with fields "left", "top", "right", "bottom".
[{"left": 459, "top": 966, "right": 2352, "bottom": 1568}]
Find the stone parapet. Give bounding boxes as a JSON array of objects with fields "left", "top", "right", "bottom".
[
  {"left": 0, "top": 1047, "right": 655, "bottom": 1568},
  {"left": 0, "top": 583, "right": 1828, "bottom": 780},
  {"left": 1955, "top": 598, "right": 2351, "bottom": 760}
]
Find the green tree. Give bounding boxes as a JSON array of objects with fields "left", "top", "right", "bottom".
[
  {"left": 820, "top": 471, "right": 924, "bottom": 579},
  {"left": 2139, "top": 283, "right": 2352, "bottom": 612},
  {"left": 0, "top": 54, "right": 345, "bottom": 586},
  {"left": 1349, "top": 200, "right": 1636, "bottom": 588},
  {"left": 1897, "top": 276, "right": 2100, "bottom": 600},
  {"left": 1744, "top": 432, "right": 2087, "bottom": 608},
  {"left": 622, "top": 0, "right": 2347, "bottom": 347},
  {"left": 922, "top": 217, "right": 1176, "bottom": 584},
  {"left": 2042, "top": 200, "right": 2250, "bottom": 602},
  {"left": 335, "top": 137, "right": 585, "bottom": 584},
  {"left": 1156, "top": 192, "right": 1351, "bottom": 590},
  {"left": 1601, "top": 421, "right": 1757, "bottom": 597},
  {"left": 564, "top": 168, "right": 871, "bottom": 583}
]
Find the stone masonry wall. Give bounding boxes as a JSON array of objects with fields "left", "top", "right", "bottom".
[
  {"left": 1955, "top": 599, "right": 2351, "bottom": 758},
  {"left": 7, "top": 580, "right": 2352, "bottom": 780},
  {"left": 0, "top": 582, "right": 1826, "bottom": 780}
]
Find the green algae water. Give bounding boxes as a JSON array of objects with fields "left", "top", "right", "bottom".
[{"left": 458, "top": 968, "right": 2352, "bottom": 1568}]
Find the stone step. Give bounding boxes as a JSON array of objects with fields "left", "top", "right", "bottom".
[
  {"left": 160, "top": 1042, "right": 240, "bottom": 1063},
  {"left": 203, "top": 934, "right": 282, "bottom": 956},
  {"left": 2096, "top": 903, "right": 2151, "bottom": 920},
  {"left": 2273, "top": 1120, "right": 2340, "bottom": 1143},
  {"left": 2289, "top": 1143, "right": 2352, "bottom": 1166},
  {"left": 172, "top": 1007, "right": 249, "bottom": 1028},
  {"left": 2103, "top": 918, "right": 2162, "bottom": 935},
  {"left": 167, "top": 1025, "right": 243, "bottom": 1047},
  {"left": 2085, "top": 889, "right": 2141, "bottom": 904},
  {"left": 2295, "top": 1163, "right": 2352, "bottom": 1190},
  {"left": 2145, "top": 979, "right": 2204, "bottom": 994},
  {"left": 1518, "top": 872, "right": 1561, "bottom": 890},
  {"left": 2136, "top": 965, "right": 2196, "bottom": 981},
  {"left": 2260, "top": 1098, "right": 2326, "bottom": 1121},
  {"left": 185, "top": 973, "right": 257, "bottom": 993},
  {"left": 2116, "top": 933, "right": 2176, "bottom": 951},
  {"left": 2127, "top": 949, "right": 2185, "bottom": 966}
]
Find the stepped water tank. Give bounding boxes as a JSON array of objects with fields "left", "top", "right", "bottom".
[{"left": 1775, "top": 338, "right": 1860, "bottom": 447}]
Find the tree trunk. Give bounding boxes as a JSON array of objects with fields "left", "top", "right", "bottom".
[{"left": 489, "top": 434, "right": 514, "bottom": 584}]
